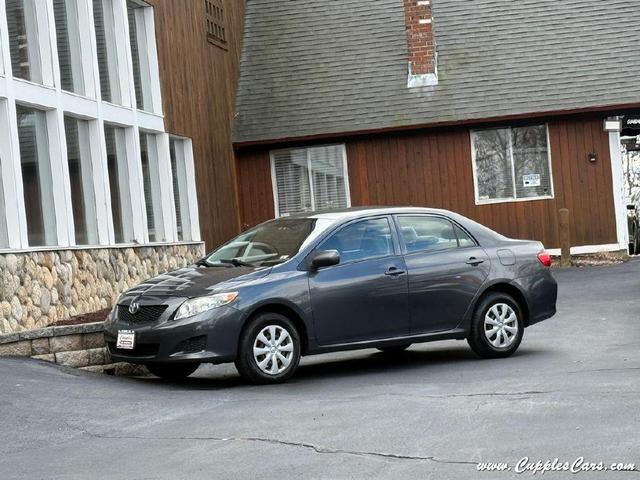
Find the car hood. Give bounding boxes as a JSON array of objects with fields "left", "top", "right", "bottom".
[{"left": 119, "top": 265, "right": 271, "bottom": 304}]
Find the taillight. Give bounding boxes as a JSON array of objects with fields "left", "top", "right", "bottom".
[{"left": 537, "top": 250, "right": 552, "bottom": 267}]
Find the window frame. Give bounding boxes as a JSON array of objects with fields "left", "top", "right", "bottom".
[
  {"left": 269, "top": 143, "right": 352, "bottom": 218},
  {"left": 393, "top": 214, "right": 478, "bottom": 256},
  {"left": 470, "top": 124, "right": 555, "bottom": 205},
  {"left": 311, "top": 215, "right": 400, "bottom": 268}
]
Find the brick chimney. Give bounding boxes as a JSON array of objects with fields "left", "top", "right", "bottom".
[{"left": 403, "top": 0, "right": 438, "bottom": 87}]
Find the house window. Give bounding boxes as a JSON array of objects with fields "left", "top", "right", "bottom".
[
  {"left": 169, "top": 137, "right": 193, "bottom": 241},
  {"left": 6, "top": 0, "right": 49, "bottom": 84},
  {"left": 271, "top": 145, "right": 350, "bottom": 217},
  {"left": 64, "top": 116, "right": 98, "bottom": 245},
  {"left": 53, "top": 0, "right": 84, "bottom": 94},
  {"left": 205, "top": 0, "right": 227, "bottom": 49},
  {"left": 139, "top": 131, "right": 164, "bottom": 242},
  {"left": 127, "top": 0, "right": 154, "bottom": 111},
  {"left": 471, "top": 125, "right": 554, "bottom": 204},
  {"left": 93, "top": 0, "right": 121, "bottom": 103},
  {"left": 16, "top": 105, "right": 56, "bottom": 247}
]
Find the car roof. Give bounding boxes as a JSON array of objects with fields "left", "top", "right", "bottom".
[{"left": 285, "top": 206, "right": 454, "bottom": 222}]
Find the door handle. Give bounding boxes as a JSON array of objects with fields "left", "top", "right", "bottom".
[
  {"left": 384, "top": 267, "right": 406, "bottom": 277},
  {"left": 466, "top": 257, "right": 485, "bottom": 266}
]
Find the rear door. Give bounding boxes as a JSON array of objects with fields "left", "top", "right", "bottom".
[
  {"left": 308, "top": 216, "right": 410, "bottom": 345},
  {"left": 395, "top": 215, "right": 490, "bottom": 334}
]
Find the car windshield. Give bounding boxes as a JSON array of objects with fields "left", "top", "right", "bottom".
[{"left": 203, "top": 217, "right": 333, "bottom": 267}]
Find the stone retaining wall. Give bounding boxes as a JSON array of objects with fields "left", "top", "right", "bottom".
[
  {"left": 0, "top": 322, "right": 107, "bottom": 368},
  {"left": 0, "top": 243, "right": 205, "bottom": 334}
]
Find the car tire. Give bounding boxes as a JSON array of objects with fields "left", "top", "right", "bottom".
[
  {"left": 146, "top": 362, "right": 200, "bottom": 380},
  {"left": 235, "top": 312, "right": 301, "bottom": 384},
  {"left": 377, "top": 344, "right": 411, "bottom": 354},
  {"left": 467, "top": 292, "right": 524, "bottom": 359}
]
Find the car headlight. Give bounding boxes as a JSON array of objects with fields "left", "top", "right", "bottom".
[{"left": 174, "top": 292, "right": 238, "bottom": 321}]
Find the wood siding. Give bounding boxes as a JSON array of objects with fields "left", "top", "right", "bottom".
[
  {"left": 235, "top": 116, "right": 618, "bottom": 249},
  {"left": 149, "top": 0, "right": 245, "bottom": 248}
]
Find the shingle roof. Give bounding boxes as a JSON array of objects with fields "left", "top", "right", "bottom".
[{"left": 233, "top": 0, "right": 640, "bottom": 144}]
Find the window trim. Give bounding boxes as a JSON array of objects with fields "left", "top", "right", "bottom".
[
  {"left": 269, "top": 143, "right": 352, "bottom": 218},
  {"left": 394, "top": 214, "right": 478, "bottom": 256},
  {"left": 310, "top": 215, "right": 398, "bottom": 269},
  {"left": 470, "top": 124, "right": 555, "bottom": 206}
]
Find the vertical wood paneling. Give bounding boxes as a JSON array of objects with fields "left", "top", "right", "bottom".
[
  {"left": 148, "top": 0, "right": 245, "bottom": 248},
  {"left": 235, "top": 116, "right": 618, "bottom": 249}
]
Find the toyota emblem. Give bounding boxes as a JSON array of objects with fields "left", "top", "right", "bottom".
[{"left": 129, "top": 302, "right": 140, "bottom": 315}]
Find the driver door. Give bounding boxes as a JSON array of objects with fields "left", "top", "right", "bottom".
[{"left": 308, "top": 217, "right": 410, "bottom": 345}]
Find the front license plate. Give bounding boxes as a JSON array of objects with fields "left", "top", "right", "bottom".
[{"left": 116, "top": 330, "right": 136, "bottom": 350}]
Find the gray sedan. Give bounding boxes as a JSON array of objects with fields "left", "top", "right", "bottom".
[{"left": 105, "top": 207, "right": 557, "bottom": 384}]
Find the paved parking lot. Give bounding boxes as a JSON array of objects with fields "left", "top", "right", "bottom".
[{"left": 1, "top": 260, "right": 639, "bottom": 479}]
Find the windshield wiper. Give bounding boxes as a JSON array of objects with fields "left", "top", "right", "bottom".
[{"left": 219, "top": 258, "right": 256, "bottom": 268}]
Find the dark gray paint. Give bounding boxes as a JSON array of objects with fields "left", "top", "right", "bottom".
[{"left": 105, "top": 207, "right": 557, "bottom": 365}]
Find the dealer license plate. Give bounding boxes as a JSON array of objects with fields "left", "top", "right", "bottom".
[{"left": 116, "top": 330, "right": 136, "bottom": 350}]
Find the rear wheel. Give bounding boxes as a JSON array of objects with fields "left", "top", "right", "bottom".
[
  {"left": 235, "top": 312, "right": 301, "bottom": 384},
  {"left": 146, "top": 362, "right": 200, "bottom": 380},
  {"left": 467, "top": 292, "right": 524, "bottom": 359},
  {"left": 377, "top": 344, "right": 411, "bottom": 354}
]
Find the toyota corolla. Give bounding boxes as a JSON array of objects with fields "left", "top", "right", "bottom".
[{"left": 105, "top": 207, "right": 557, "bottom": 384}]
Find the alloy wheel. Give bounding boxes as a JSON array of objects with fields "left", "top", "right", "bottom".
[
  {"left": 483, "top": 303, "right": 518, "bottom": 349},
  {"left": 253, "top": 325, "right": 295, "bottom": 375}
]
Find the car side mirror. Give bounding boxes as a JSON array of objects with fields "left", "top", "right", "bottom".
[{"left": 309, "top": 250, "right": 340, "bottom": 270}]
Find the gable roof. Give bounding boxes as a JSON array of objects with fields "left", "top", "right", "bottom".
[{"left": 233, "top": 0, "right": 640, "bottom": 145}]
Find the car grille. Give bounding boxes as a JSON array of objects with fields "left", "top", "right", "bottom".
[
  {"left": 117, "top": 305, "right": 168, "bottom": 324},
  {"left": 108, "top": 342, "right": 160, "bottom": 357},
  {"left": 173, "top": 335, "right": 207, "bottom": 355}
]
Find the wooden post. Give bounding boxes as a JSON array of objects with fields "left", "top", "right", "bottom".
[{"left": 559, "top": 208, "right": 571, "bottom": 267}]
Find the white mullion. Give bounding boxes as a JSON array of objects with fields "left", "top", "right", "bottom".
[
  {"left": 90, "top": 119, "right": 112, "bottom": 245},
  {"left": 182, "top": 139, "right": 200, "bottom": 241},
  {"left": 150, "top": 133, "right": 175, "bottom": 242},
  {"left": 306, "top": 148, "right": 315, "bottom": 211},
  {"left": 114, "top": 0, "right": 134, "bottom": 108},
  {"left": 507, "top": 127, "right": 517, "bottom": 201},
  {"left": 341, "top": 144, "right": 352, "bottom": 207},
  {"left": 142, "top": 5, "right": 161, "bottom": 114},
  {"left": 133, "top": 7, "right": 151, "bottom": 110},
  {"left": 84, "top": 0, "right": 101, "bottom": 101},
  {"left": 40, "top": 0, "right": 56, "bottom": 87},
  {"left": 0, "top": 99, "right": 28, "bottom": 248},
  {"left": 113, "top": 125, "right": 135, "bottom": 242},
  {"left": 77, "top": 118, "right": 99, "bottom": 244},
  {"left": 0, "top": 0, "right": 8, "bottom": 77},
  {"left": 126, "top": 125, "right": 147, "bottom": 242},
  {"left": 66, "top": 0, "right": 85, "bottom": 95},
  {"left": 48, "top": 109, "right": 72, "bottom": 246}
]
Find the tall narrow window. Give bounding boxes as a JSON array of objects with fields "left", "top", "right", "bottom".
[
  {"left": 93, "top": 0, "right": 121, "bottom": 103},
  {"left": 104, "top": 125, "right": 132, "bottom": 243},
  {"left": 139, "top": 131, "right": 163, "bottom": 242},
  {"left": 169, "top": 137, "right": 193, "bottom": 241},
  {"left": 53, "top": 0, "right": 84, "bottom": 94},
  {"left": 6, "top": 0, "right": 44, "bottom": 83},
  {"left": 16, "top": 105, "right": 56, "bottom": 247},
  {"left": 127, "top": 1, "right": 153, "bottom": 111},
  {"left": 471, "top": 125, "right": 553, "bottom": 204},
  {"left": 64, "top": 116, "right": 98, "bottom": 245},
  {"left": 271, "top": 145, "right": 350, "bottom": 217}
]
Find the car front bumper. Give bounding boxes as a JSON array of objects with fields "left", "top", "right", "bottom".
[{"left": 104, "top": 305, "right": 243, "bottom": 365}]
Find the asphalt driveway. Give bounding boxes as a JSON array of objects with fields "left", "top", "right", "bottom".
[{"left": 1, "top": 260, "right": 639, "bottom": 479}]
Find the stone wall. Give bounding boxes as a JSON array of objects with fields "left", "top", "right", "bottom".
[{"left": 0, "top": 243, "right": 205, "bottom": 334}]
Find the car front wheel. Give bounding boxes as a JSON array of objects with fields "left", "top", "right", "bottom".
[
  {"left": 467, "top": 292, "right": 524, "bottom": 359},
  {"left": 235, "top": 313, "right": 301, "bottom": 384}
]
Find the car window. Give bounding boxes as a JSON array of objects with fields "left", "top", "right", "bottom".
[
  {"left": 454, "top": 224, "right": 476, "bottom": 248},
  {"left": 398, "top": 216, "right": 459, "bottom": 253},
  {"left": 317, "top": 218, "right": 394, "bottom": 264}
]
